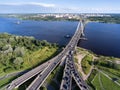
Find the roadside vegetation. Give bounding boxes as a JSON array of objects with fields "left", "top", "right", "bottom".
[
  {"left": 16, "top": 75, "right": 38, "bottom": 90},
  {"left": 0, "top": 33, "right": 60, "bottom": 88},
  {"left": 0, "top": 76, "right": 15, "bottom": 88},
  {"left": 81, "top": 54, "right": 93, "bottom": 74},
  {"left": 92, "top": 72, "right": 120, "bottom": 90},
  {"left": 45, "top": 66, "right": 64, "bottom": 90},
  {"left": 87, "top": 69, "right": 98, "bottom": 90},
  {"left": 76, "top": 47, "right": 120, "bottom": 90},
  {"left": 1, "top": 33, "right": 120, "bottom": 90}
]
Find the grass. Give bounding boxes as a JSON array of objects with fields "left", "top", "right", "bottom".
[
  {"left": 45, "top": 66, "right": 61, "bottom": 90},
  {"left": 87, "top": 69, "right": 98, "bottom": 90},
  {"left": 0, "top": 77, "right": 13, "bottom": 88},
  {"left": 92, "top": 73, "right": 102, "bottom": 90},
  {"left": 23, "top": 46, "right": 59, "bottom": 69},
  {"left": 117, "top": 80, "right": 120, "bottom": 84},
  {"left": 40, "top": 86, "right": 47, "bottom": 90},
  {"left": 77, "top": 47, "right": 89, "bottom": 54},
  {"left": 74, "top": 56, "right": 78, "bottom": 63},
  {"left": 0, "top": 33, "right": 60, "bottom": 77},
  {"left": 91, "top": 71, "right": 120, "bottom": 90},
  {"left": 46, "top": 66, "right": 60, "bottom": 84},
  {"left": 0, "top": 63, "right": 6, "bottom": 76},
  {"left": 56, "top": 66, "right": 64, "bottom": 83},
  {"left": 45, "top": 66, "right": 64, "bottom": 90},
  {"left": 0, "top": 75, "right": 18, "bottom": 89},
  {"left": 49, "top": 80, "right": 59, "bottom": 90},
  {"left": 100, "top": 72, "right": 120, "bottom": 90},
  {"left": 81, "top": 54, "right": 93, "bottom": 74},
  {"left": 0, "top": 46, "right": 59, "bottom": 89},
  {"left": 101, "top": 70, "right": 120, "bottom": 83},
  {"left": 0, "top": 65, "right": 22, "bottom": 77},
  {"left": 76, "top": 47, "right": 120, "bottom": 90},
  {"left": 0, "top": 46, "right": 59, "bottom": 76},
  {"left": 88, "top": 69, "right": 98, "bottom": 82},
  {"left": 0, "top": 70, "right": 33, "bottom": 89},
  {"left": 97, "top": 65, "right": 120, "bottom": 77}
]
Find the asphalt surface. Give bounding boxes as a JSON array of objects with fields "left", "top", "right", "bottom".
[
  {"left": 60, "top": 57, "right": 72, "bottom": 90},
  {"left": 7, "top": 58, "right": 55, "bottom": 90},
  {"left": 60, "top": 53, "right": 89, "bottom": 90},
  {"left": 7, "top": 21, "right": 89, "bottom": 90},
  {"left": 26, "top": 21, "right": 83, "bottom": 90}
]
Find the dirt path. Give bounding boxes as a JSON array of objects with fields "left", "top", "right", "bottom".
[
  {"left": 85, "top": 55, "right": 97, "bottom": 80},
  {"left": 75, "top": 54, "right": 96, "bottom": 80},
  {"left": 75, "top": 54, "right": 87, "bottom": 80}
]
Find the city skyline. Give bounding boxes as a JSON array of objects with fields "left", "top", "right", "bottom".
[{"left": 0, "top": 0, "right": 120, "bottom": 13}]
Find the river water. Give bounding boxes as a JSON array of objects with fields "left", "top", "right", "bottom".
[{"left": 0, "top": 17, "right": 120, "bottom": 57}]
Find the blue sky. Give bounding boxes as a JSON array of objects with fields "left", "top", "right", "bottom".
[{"left": 0, "top": 0, "right": 120, "bottom": 13}]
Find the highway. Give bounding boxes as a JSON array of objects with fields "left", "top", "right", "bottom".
[
  {"left": 7, "top": 58, "right": 55, "bottom": 90},
  {"left": 71, "top": 54, "right": 89, "bottom": 90},
  {"left": 60, "top": 57, "right": 72, "bottom": 90},
  {"left": 7, "top": 20, "right": 89, "bottom": 90},
  {"left": 60, "top": 20, "right": 89, "bottom": 90},
  {"left": 26, "top": 21, "right": 84, "bottom": 90},
  {"left": 60, "top": 52, "right": 89, "bottom": 90}
]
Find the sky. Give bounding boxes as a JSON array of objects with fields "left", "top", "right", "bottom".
[{"left": 0, "top": 0, "right": 120, "bottom": 13}]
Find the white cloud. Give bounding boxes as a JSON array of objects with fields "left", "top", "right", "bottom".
[
  {"left": 29, "top": 2, "right": 55, "bottom": 7},
  {"left": 62, "top": 7, "right": 120, "bottom": 13},
  {"left": 0, "top": 2, "right": 120, "bottom": 13},
  {"left": 0, "top": 2, "right": 55, "bottom": 7}
]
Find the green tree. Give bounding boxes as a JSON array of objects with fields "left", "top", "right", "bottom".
[
  {"left": 41, "top": 40, "right": 50, "bottom": 46},
  {"left": 14, "top": 47, "right": 25, "bottom": 57},
  {"left": 113, "top": 63, "right": 120, "bottom": 70},
  {"left": 40, "top": 86, "right": 47, "bottom": 90},
  {"left": 13, "top": 57, "right": 23, "bottom": 65}
]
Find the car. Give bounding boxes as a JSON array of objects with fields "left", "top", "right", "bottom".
[
  {"left": 64, "top": 76, "right": 68, "bottom": 80},
  {"left": 63, "top": 84, "right": 67, "bottom": 89},
  {"left": 83, "top": 85, "right": 87, "bottom": 89},
  {"left": 69, "top": 50, "right": 74, "bottom": 54},
  {"left": 6, "top": 85, "right": 10, "bottom": 89},
  {"left": 80, "top": 84, "right": 82, "bottom": 87}
]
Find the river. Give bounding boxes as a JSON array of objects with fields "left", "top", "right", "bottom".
[{"left": 0, "top": 17, "right": 120, "bottom": 57}]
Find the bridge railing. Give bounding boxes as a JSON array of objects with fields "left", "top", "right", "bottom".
[{"left": 7, "top": 21, "right": 84, "bottom": 90}]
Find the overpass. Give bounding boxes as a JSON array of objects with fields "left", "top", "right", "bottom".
[
  {"left": 60, "top": 54, "right": 89, "bottom": 90},
  {"left": 60, "top": 57, "right": 72, "bottom": 90},
  {"left": 7, "top": 58, "right": 55, "bottom": 90},
  {"left": 71, "top": 54, "right": 89, "bottom": 90},
  {"left": 7, "top": 20, "right": 89, "bottom": 90},
  {"left": 26, "top": 21, "right": 88, "bottom": 90}
]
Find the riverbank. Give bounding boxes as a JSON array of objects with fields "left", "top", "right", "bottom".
[
  {"left": 75, "top": 47, "right": 120, "bottom": 90},
  {"left": 0, "top": 33, "right": 60, "bottom": 89},
  {"left": 88, "top": 16, "right": 120, "bottom": 24}
]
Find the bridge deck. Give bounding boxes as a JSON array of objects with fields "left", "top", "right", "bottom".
[
  {"left": 60, "top": 57, "right": 72, "bottom": 90},
  {"left": 26, "top": 21, "right": 82, "bottom": 90},
  {"left": 7, "top": 21, "right": 88, "bottom": 90}
]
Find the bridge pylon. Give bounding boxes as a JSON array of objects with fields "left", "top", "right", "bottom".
[
  {"left": 81, "top": 20, "right": 85, "bottom": 37},
  {"left": 80, "top": 16, "right": 88, "bottom": 37}
]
